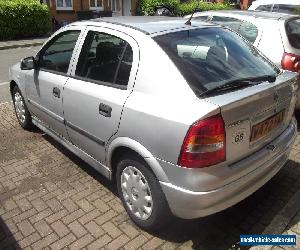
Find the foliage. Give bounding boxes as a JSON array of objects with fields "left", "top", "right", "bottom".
[
  {"left": 136, "top": 0, "right": 232, "bottom": 17},
  {"left": 0, "top": 0, "right": 51, "bottom": 40},
  {"left": 178, "top": 1, "right": 232, "bottom": 16}
]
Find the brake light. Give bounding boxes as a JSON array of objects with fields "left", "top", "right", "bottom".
[
  {"left": 281, "top": 52, "right": 300, "bottom": 74},
  {"left": 178, "top": 114, "right": 226, "bottom": 168}
]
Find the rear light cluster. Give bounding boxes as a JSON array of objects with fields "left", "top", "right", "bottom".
[
  {"left": 178, "top": 114, "right": 226, "bottom": 168},
  {"left": 281, "top": 52, "right": 300, "bottom": 74}
]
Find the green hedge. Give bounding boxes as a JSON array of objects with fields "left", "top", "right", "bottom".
[
  {"left": 0, "top": 0, "right": 51, "bottom": 40},
  {"left": 178, "top": 1, "right": 232, "bottom": 16},
  {"left": 136, "top": 0, "right": 232, "bottom": 16}
]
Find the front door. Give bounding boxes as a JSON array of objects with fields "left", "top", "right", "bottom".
[
  {"left": 123, "top": 0, "right": 132, "bottom": 15},
  {"left": 25, "top": 30, "right": 81, "bottom": 137},
  {"left": 63, "top": 28, "right": 138, "bottom": 164}
]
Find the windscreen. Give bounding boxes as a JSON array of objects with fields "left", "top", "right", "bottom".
[
  {"left": 286, "top": 18, "right": 300, "bottom": 49},
  {"left": 154, "top": 28, "right": 280, "bottom": 95}
]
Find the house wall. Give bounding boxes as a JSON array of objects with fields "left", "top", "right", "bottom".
[{"left": 46, "top": 0, "right": 138, "bottom": 23}]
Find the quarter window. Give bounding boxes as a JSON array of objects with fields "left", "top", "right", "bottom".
[
  {"left": 56, "top": 0, "right": 73, "bottom": 10},
  {"left": 256, "top": 5, "right": 272, "bottom": 11},
  {"left": 75, "top": 31, "right": 133, "bottom": 87},
  {"left": 194, "top": 16, "right": 210, "bottom": 22},
  {"left": 211, "top": 16, "right": 242, "bottom": 33},
  {"left": 238, "top": 21, "right": 258, "bottom": 43},
  {"left": 273, "top": 4, "right": 300, "bottom": 15},
  {"left": 39, "top": 31, "right": 80, "bottom": 74}
]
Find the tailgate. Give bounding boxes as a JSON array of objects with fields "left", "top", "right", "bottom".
[{"left": 205, "top": 71, "right": 298, "bottom": 164}]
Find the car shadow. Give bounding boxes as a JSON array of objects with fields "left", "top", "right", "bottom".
[
  {"left": 43, "top": 133, "right": 300, "bottom": 250},
  {"left": 0, "top": 216, "right": 21, "bottom": 249}
]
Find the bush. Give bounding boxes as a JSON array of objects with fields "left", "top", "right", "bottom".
[
  {"left": 178, "top": 1, "right": 232, "bottom": 16},
  {"left": 0, "top": 0, "right": 51, "bottom": 40},
  {"left": 136, "top": 0, "right": 180, "bottom": 16},
  {"left": 136, "top": 0, "right": 232, "bottom": 16}
]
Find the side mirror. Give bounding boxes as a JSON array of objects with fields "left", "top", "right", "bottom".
[{"left": 20, "top": 56, "right": 36, "bottom": 70}]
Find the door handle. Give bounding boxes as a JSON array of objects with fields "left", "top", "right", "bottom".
[
  {"left": 53, "top": 87, "right": 60, "bottom": 98},
  {"left": 99, "top": 103, "right": 112, "bottom": 117}
]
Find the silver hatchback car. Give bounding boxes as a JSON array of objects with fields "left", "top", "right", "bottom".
[{"left": 9, "top": 17, "right": 298, "bottom": 230}]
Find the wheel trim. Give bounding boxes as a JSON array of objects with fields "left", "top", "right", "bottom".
[
  {"left": 121, "top": 166, "right": 153, "bottom": 220},
  {"left": 14, "top": 92, "right": 26, "bottom": 124}
]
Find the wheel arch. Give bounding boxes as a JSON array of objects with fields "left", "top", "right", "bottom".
[
  {"left": 107, "top": 137, "right": 169, "bottom": 183},
  {"left": 10, "top": 80, "right": 17, "bottom": 96}
]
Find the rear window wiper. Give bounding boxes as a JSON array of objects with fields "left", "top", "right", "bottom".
[{"left": 201, "top": 75, "right": 276, "bottom": 97}]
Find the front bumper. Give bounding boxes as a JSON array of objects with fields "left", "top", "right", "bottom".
[{"left": 160, "top": 118, "right": 297, "bottom": 219}]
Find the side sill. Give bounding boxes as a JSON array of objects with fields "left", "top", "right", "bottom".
[{"left": 32, "top": 116, "right": 112, "bottom": 180}]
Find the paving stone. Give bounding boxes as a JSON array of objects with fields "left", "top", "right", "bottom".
[
  {"left": 0, "top": 102, "right": 300, "bottom": 250},
  {"left": 51, "top": 220, "right": 70, "bottom": 237},
  {"left": 17, "top": 219, "right": 35, "bottom": 237}
]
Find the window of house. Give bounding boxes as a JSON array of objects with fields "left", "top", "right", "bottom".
[
  {"left": 39, "top": 31, "right": 80, "bottom": 74},
  {"left": 109, "top": 0, "right": 121, "bottom": 12},
  {"left": 75, "top": 31, "right": 133, "bottom": 87},
  {"left": 90, "top": 0, "right": 103, "bottom": 10},
  {"left": 56, "top": 0, "right": 73, "bottom": 10}
]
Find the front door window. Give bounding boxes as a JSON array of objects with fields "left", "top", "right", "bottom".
[{"left": 38, "top": 31, "right": 80, "bottom": 74}]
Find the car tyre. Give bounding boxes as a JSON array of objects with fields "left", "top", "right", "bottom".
[
  {"left": 12, "top": 85, "right": 34, "bottom": 130},
  {"left": 116, "top": 153, "right": 172, "bottom": 231}
]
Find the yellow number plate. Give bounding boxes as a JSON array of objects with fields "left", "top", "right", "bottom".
[{"left": 251, "top": 110, "right": 285, "bottom": 142}]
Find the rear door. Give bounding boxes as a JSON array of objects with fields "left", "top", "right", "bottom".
[{"left": 63, "top": 27, "right": 139, "bottom": 164}]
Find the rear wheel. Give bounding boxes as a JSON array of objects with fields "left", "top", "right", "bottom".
[
  {"left": 116, "top": 154, "right": 172, "bottom": 231},
  {"left": 12, "top": 86, "right": 34, "bottom": 130}
]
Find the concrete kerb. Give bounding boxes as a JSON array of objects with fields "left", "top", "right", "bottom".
[{"left": 0, "top": 41, "right": 45, "bottom": 51}]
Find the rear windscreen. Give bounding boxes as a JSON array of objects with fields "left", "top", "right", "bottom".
[
  {"left": 286, "top": 19, "right": 300, "bottom": 49},
  {"left": 154, "top": 28, "right": 279, "bottom": 95}
]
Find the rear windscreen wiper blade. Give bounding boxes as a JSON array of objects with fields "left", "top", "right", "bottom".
[{"left": 202, "top": 75, "right": 276, "bottom": 96}]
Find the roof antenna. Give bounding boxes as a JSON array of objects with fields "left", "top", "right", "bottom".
[{"left": 185, "top": 8, "right": 201, "bottom": 25}]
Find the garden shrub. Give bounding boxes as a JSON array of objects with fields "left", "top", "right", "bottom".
[
  {"left": 178, "top": 1, "right": 232, "bottom": 16},
  {"left": 0, "top": 0, "right": 51, "bottom": 40},
  {"left": 136, "top": 0, "right": 232, "bottom": 16}
]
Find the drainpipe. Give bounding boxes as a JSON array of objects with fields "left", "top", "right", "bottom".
[{"left": 80, "top": 0, "right": 83, "bottom": 10}]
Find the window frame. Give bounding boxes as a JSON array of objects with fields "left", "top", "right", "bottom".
[
  {"left": 56, "top": 0, "right": 73, "bottom": 11},
  {"left": 36, "top": 29, "right": 82, "bottom": 76},
  {"left": 89, "top": 0, "right": 104, "bottom": 10},
  {"left": 69, "top": 27, "right": 139, "bottom": 91}
]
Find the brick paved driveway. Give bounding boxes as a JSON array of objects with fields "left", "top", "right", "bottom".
[{"left": 0, "top": 102, "right": 300, "bottom": 250}]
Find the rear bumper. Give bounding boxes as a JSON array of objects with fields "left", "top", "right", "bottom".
[{"left": 160, "top": 118, "right": 297, "bottom": 219}]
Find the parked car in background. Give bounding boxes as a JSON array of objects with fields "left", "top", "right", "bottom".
[
  {"left": 185, "top": 10, "right": 300, "bottom": 108},
  {"left": 248, "top": 0, "right": 300, "bottom": 15},
  {"left": 10, "top": 17, "right": 298, "bottom": 231}
]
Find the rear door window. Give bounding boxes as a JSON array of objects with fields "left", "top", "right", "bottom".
[
  {"left": 211, "top": 16, "right": 242, "bottom": 32},
  {"left": 286, "top": 18, "right": 300, "bottom": 49},
  {"left": 75, "top": 31, "right": 133, "bottom": 87},
  {"left": 273, "top": 4, "right": 300, "bottom": 15},
  {"left": 239, "top": 21, "right": 258, "bottom": 43},
  {"left": 256, "top": 5, "right": 272, "bottom": 11}
]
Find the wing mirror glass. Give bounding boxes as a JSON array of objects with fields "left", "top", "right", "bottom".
[{"left": 20, "top": 56, "right": 36, "bottom": 70}]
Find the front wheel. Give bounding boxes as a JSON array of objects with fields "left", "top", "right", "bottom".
[
  {"left": 12, "top": 85, "right": 34, "bottom": 130},
  {"left": 116, "top": 154, "right": 172, "bottom": 231}
]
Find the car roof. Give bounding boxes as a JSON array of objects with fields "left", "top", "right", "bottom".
[
  {"left": 76, "top": 16, "right": 216, "bottom": 35},
  {"left": 192, "top": 10, "right": 299, "bottom": 21}
]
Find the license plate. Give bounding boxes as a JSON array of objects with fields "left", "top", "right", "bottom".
[{"left": 251, "top": 110, "right": 285, "bottom": 142}]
